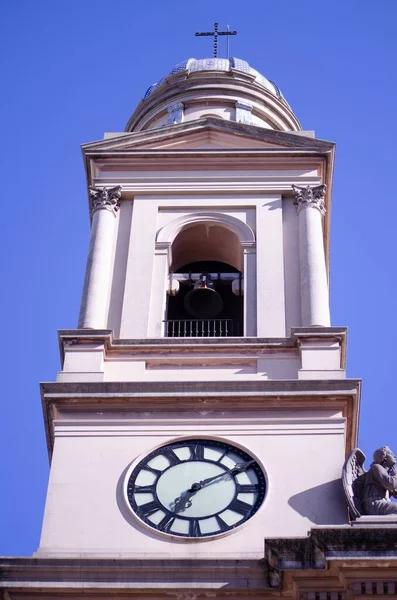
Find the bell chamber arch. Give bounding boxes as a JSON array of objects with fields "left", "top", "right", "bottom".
[{"left": 159, "top": 216, "right": 254, "bottom": 338}]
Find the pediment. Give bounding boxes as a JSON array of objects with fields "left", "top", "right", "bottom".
[
  {"left": 82, "top": 118, "right": 334, "bottom": 155},
  {"left": 128, "top": 129, "right": 282, "bottom": 150}
]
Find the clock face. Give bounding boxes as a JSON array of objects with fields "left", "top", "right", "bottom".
[{"left": 124, "top": 439, "right": 266, "bottom": 538}]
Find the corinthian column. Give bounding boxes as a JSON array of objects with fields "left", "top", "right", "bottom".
[
  {"left": 292, "top": 184, "right": 330, "bottom": 327},
  {"left": 78, "top": 186, "right": 121, "bottom": 329}
]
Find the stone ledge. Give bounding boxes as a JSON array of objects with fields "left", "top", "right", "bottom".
[
  {"left": 0, "top": 557, "right": 269, "bottom": 592},
  {"left": 41, "top": 378, "right": 360, "bottom": 397},
  {"left": 57, "top": 327, "right": 348, "bottom": 361},
  {"left": 40, "top": 378, "right": 360, "bottom": 458},
  {"left": 265, "top": 526, "right": 397, "bottom": 572},
  {"left": 352, "top": 515, "right": 397, "bottom": 527}
]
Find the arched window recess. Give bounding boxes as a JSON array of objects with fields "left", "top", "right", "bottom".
[{"left": 156, "top": 214, "right": 255, "bottom": 338}]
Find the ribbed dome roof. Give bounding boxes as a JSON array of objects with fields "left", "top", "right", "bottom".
[{"left": 143, "top": 57, "right": 283, "bottom": 100}]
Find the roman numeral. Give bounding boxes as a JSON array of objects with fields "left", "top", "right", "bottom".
[
  {"left": 133, "top": 484, "right": 156, "bottom": 494},
  {"left": 216, "top": 515, "right": 229, "bottom": 532},
  {"left": 189, "top": 519, "right": 201, "bottom": 537},
  {"left": 158, "top": 514, "right": 175, "bottom": 533},
  {"left": 190, "top": 445, "right": 205, "bottom": 461},
  {"left": 139, "top": 500, "right": 161, "bottom": 518},
  {"left": 163, "top": 449, "right": 181, "bottom": 466},
  {"left": 228, "top": 498, "right": 252, "bottom": 516},
  {"left": 235, "top": 484, "right": 258, "bottom": 494}
]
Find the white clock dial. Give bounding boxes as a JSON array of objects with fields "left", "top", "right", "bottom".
[{"left": 125, "top": 439, "right": 266, "bottom": 538}]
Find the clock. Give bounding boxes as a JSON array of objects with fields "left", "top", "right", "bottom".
[{"left": 124, "top": 438, "right": 266, "bottom": 538}]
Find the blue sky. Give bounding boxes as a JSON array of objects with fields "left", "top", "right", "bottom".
[{"left": 0, "top": 0, "right": 396, "bottom": 555}]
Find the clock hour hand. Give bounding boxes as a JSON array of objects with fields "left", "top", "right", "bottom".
[{"left": 173, "top": 487, "right": 199, "bottom": 513}]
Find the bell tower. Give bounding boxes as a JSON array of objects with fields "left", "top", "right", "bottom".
[
  {"left": 11, "top": 55, "right": 397, "bottom": 600},
  {"left": 75, "top": 56, "right": 333, "bottom": 344},
  {"left": 41, "top": 51, "right": 356, "bottom": 553}
]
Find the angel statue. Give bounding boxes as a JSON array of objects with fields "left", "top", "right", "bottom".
[{"left": 342, "top": 446, "right": 397, "bottom": 519}]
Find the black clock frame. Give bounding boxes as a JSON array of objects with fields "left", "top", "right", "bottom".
[{"left": 126, "top": 438, "right": 266, "bottom": 538}]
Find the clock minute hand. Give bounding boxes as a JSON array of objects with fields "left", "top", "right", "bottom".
[
  {"left": 172, "top": 460, "right": 256, "bottom": 513},
  {"left": 195, "top": 459, "right": 256, "bottom": 488}
]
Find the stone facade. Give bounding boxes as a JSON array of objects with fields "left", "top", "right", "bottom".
[{"left": 1, "top": 57, "right": 395, "bottom": 600}]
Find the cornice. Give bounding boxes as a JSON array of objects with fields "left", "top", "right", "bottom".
[
  {"left": 80, "top": 118, "right": 334, "bottom": 308},
  {"left": 41, "top": 366, "right": 360, "bottom": 460},
  {"left": 2, "top": 541, "right": 397, "bottom": 596},
  {"left": 0, "top": 556, "right": 268, "bottom": 594},
  {"left": 41, "top": 378, "right": 361, "bottom": 397},
  {"left": 57, "top": 327, "right": 347, "bottom": 361},
  {"left": 82, "top": 117, "right": 334, "bottom": 153}
]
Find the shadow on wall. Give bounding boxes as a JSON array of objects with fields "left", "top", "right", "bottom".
[{"left": 288, "top": 479, "right": 348, "bottom": 524}]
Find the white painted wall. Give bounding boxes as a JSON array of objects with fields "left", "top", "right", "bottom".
[
  {"left": 107, "top": 200, "right": 133, "bottom": 336},
  {"left": 119, "top": 199, "right": 158, "bottom": 338},
  {"left": 37, "top": 410, "right": 347, "bottom": 558},
  {"left": 103, "top": 192, "right": 306, "bottom": 339},
  {"left": 102, "top": 356, "right": 302, "bottom": 381},
  {"left": 256, "top": 195, "right": 285, "bottom": 337},
  {"left": 283, "top": 197, "right": 302, "bottom": 333},
  {"left": 57, "top": 337, "right": 345, "bottom": 383}
]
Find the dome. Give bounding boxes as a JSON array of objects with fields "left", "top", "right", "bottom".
[
  {"left": 126, "top": 56, "right": 301, "bottom": 133},
  {"left": 143, "top": 57, "right": 283, "bottom": 100}
]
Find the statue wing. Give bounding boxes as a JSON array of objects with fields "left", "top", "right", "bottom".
[{"left": 342, "top": 448, "right": 367, "bottom": 520}]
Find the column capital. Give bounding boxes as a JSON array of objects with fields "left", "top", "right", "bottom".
[
  {"left": 292, "top": 184, "right": 327, "bottom": 216},
  {"left": 89, "top": 186, "right": 122, "bottom": 217}
]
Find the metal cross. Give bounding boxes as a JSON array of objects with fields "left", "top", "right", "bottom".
[{"left": 195, "top": 23, "right": 237, "bottom": 58}]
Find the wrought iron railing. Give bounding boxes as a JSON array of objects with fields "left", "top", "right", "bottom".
[{"left": 164, "top": 319, "right": 242, "bottom": 338}]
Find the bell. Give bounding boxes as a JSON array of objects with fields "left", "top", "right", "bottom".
[{"left": 184, "top": 274, "right": 223, "bottom": 319}]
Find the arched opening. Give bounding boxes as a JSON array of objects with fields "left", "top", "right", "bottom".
[{"left": 165, "top": 222, "right": 244, "bottom": 337}]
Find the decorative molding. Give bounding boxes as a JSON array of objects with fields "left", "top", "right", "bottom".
[
  {"left": 302, "top": 592, "right": 345, "bottom": 600},
  {"left": 89, "top": 186, "right": 122, "bottom": 217},
  {"left": 84, "top": 117, "right": 333, "bottom": 153},
  {"left": 235, "top": 101, "right": 253, "bottom": 124},
  {"left": 349, "top": 582, "right": 397, "bottom": 595},
  {"left": 91, "top": 179, "right": 322, "bottom": 194},
  {"left": 156, "top": 212, "right": 256, "bottom": 244},
  {"left": 266, "top": 527, "right": 397, "bottom": 574},
  {"left": 0, "top": 557, "right": 267, "bottom": 593},
  {"left": 53, "top": 417, "right": 346, "bottom": 438},
  {"left": 292, "top": 183, "right": 327, "bottom": 215},
  {"left": 63, "top": 339, "right": 78, "bottom": 348},
  {"left": 167, "top": 101, "right": 184, "bottom": 125},
  {"left": 241, "top": 240, "right": 257, "bottom": 253},
  {"left": 154, "top": 240, "right": 172, "bottom": 266}
]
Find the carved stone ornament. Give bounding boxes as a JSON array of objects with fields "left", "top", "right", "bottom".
[
  {"left": 167, "top": 102, "right": 184, "bottom": 125},
  {"left": 342, "top": 446, "right": 397, "bottom": 519},
  {"left": 292, "top": 184, "right": 327, "bottom": 215},
  {"left": 235, "top": 101, "right": 253, "bottom": 124},
  {"left": 89, "top": 186, "right": 122, "bottom": 216}
]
